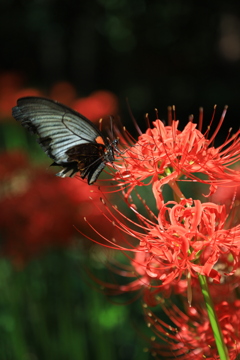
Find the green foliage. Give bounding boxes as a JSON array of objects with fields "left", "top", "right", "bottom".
[{"left": 0, "top": 251, "right": 150, "bottom": 360}]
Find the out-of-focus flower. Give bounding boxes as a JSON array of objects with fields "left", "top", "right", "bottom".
[
  {"left": 49, "top": 81, "right": 77, "bottom": 106},
  {"left": 0, "top": 72, "right": 24, "bottom": 119},
  {"left": 0, "top": 150, "right": 114, "bottom": 266},
  {"left": 0, "top": 71, "right": 118, "bottom": 124},
  {"left": 49, "top": 83, "right": 119, "bottom": 122},
  {"left": 0, "top": 71, "right": 42, "bottom": 120},
  {"left": 72, "top": 90, "right": 118, "bottom": 122},
  {"left": 0, "top": 151, "right": 29, "bottom": 181}
]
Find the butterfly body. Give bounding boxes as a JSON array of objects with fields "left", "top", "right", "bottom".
[{"left": 12, "top": 97, "right": 115, "bottom": 184}]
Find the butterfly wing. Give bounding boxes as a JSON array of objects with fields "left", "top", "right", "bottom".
[{"left": 12, "top": 97, "right": 113, "bottom": 184}]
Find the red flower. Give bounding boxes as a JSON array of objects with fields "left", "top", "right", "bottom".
[
  {"left": 97, "top": 198, "right": 240, "bottom": 287},
  {"left": 118, "top": 250, "right": 187, "bottom": 306},
  {"left": 115, "top": 113, "right": 240, "bottom": 207},
  {"left": 144, "top": 300, "right": 240, "bottom": 359}
]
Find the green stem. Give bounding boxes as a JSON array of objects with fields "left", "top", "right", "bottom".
[
  {"left": 168, "top": 180, "right": 185, "bottom": 202},
  {"left": 198, "top": 273, "right": 229, "bottom": 360}
]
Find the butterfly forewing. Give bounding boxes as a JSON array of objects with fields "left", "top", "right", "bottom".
[{"left": 12, "top": 97, "right": 115, "bottom": 184}]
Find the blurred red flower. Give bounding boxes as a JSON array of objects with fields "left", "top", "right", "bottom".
[
  {"left": 0, "top": 71, "right": 42, "bottom": 120},
  {"left": 72, "top": 90, "right": 118, "bottom": 122},
  {"left": 0, "top": 71, "right": 118, "bottom": 124},
  {"left": 0, "top": 150, "right": 114, "bottom": 266},
  {"left": 49, "top": 81, "right": 77, "bottom": 106}
]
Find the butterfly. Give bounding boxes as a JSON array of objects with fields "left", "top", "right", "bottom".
[{"left": 12, "top": 96, "right": 116, "bottom": 184}]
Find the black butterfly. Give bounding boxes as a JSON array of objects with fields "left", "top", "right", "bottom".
[{"left": 12, "top": 96, "right": 116, "bottom": 184}]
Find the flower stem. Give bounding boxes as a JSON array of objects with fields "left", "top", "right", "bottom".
[
  {"left": 198, "top": 273, "right": 229, "bottom": 360},
  {"left": 168, "top": 180, "right": 185, "bottom": 202}
]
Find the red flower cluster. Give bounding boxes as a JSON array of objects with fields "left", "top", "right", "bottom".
[
  {"left": 100, "top": 110, "right": 240, "bottom": 289},
  {"left": 91, "top": 108, "right": 240, "bottom": 358}
]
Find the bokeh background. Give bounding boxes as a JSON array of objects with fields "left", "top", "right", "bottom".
[{"left": 1, "top": 1, "right": 240, "bottom": 359}]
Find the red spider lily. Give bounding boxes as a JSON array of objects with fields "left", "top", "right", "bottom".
[
  {"left": 114, "top": 112, "right": 240, "bottom": 207},
  {"left": 119, "top": 249, "right": 188, "bottom": 306},
  {"left": 98, "top": 197, "right": 240, "bottom": 286},
  {"left": 100, "top": 249, "right": 240, "bottom": 308},
  {"left": 143, "top": 300, "right": 240, "bottom": 360},
  {"left": 82, "top": 106, "right": 240, "bottom": 360}
]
